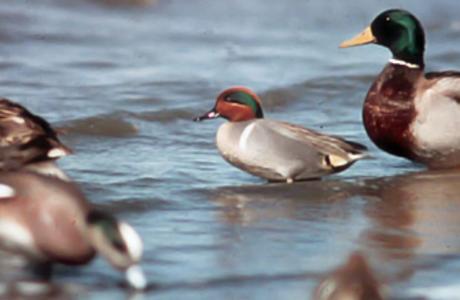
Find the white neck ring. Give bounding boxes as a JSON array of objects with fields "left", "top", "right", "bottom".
[{"left": 389, "top": 58, "right": 420, "bottom": 69}]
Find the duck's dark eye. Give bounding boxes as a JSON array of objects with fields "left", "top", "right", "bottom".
[{"left": 385, "top": 16, "right": 391, "bottom": 22}]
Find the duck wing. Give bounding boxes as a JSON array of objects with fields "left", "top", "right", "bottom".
[
  {"left": 425, "top": 71, "right": 460, "bottom": 102},
  {"left": 266, "top": 120, "right": 368, "bottom": 159},
  {"left": 0, "top": 141, "right": 52, "bottom": 171},
  {"left": 407, "top": 73, "right": 460, "bottom": 157},
  {"left": 426, "top": 71, "right": 460, "bottom": 80}
]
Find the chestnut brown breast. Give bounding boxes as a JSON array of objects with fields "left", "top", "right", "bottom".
[{"left": 363, "top": 64, "right": 423, "bottom": 160}]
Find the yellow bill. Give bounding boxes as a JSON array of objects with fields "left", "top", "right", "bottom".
[{"left": 339, "top": 26, "right": 376, "bottom": 48}]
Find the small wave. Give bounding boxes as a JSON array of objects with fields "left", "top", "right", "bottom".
[
  {"left": 61, "top": 113, "right": 138, "bottom": 137},
  {"left": 88, "top": 0, "right": 159, "bottom": 7},
  {"left": 64, "top": 60, "right": 119, "bottom": 70},
  {"left": 130, "top": 108, "right": 197, "bottom": 123},
  {"left": 93, "top": 197, "right": 169, "bottom": 214},
  {"left": 301, "top": 74, "right": 375, "bottom": 91},
  {"left": 259, "top": 74, "right": 374, "bottom": 110},
  {"left": 152, "top": 271, "right": 318, "bottom": 293},
  {"left": 259, "top": 88, "right": 301, "bottom": 109}
]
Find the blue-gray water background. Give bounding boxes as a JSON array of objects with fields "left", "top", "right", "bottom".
[{"left": 1, "top": 0, "right": 460, "bottom": 299}]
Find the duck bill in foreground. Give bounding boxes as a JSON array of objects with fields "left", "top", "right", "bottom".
[
  {"left": 125, "top": 264, "right": 147, "bottom": 290},
  {"left": 86, "top": 211, "right": 147, "bottom": 290},
  {"left": 193, "top": 109, "right": 220, "bottom": 122},
  {"left": 339, "top": 26, "right": 376, "bottom": 48}
]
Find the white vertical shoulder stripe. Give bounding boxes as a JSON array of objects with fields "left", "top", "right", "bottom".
[{"left": 239, "top": 123, "right": 256, "bottom": 151}]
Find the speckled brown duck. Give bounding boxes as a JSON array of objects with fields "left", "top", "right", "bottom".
[
  {"left": 341, "top": 9, "right": 460, "bottom": 169},
  {"left": 194, "top": 87, "right": 367, "bottom": 182},
  {"left": 0, "top": 98, "right": 71, "bottom": 178}
]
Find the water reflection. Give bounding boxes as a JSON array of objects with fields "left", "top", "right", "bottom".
[
  {"left": 313, "top": 252, "right": 383, "bottom": 300},
  {"left": 0, "top": 280, "right": 83, "bottom": 300},
  {"left": 209, "top": 169, "right": 460, "bottom": 297},
  {"left": 211, "top": 180, "right": 362, "bottom": 225},
  {"left": 357, "top": 169, "right": 460, "bottom": 294},
  {"left": 363, "top": 170, "right": 460, "bottom": 256}
]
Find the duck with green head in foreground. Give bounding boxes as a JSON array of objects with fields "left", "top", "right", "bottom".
[
  {"left": 0, "top": 170, "right": 146, "bottom": 290},
  {"left": 341, "top": 9, "right": 460, "bottom": 169},
  {"left": 194, "top": 87, "right": 367, "bottom": 183}
]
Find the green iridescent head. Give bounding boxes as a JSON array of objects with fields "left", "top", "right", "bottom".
[
  {"left": 372, "top": 10, "right": 425, "bottom": 65},
  {"left": 341, "top": 9, "right": 425, "bottom": 67},
  {"left": 194, "top": 86, "right": 264, "bottom": 122}
]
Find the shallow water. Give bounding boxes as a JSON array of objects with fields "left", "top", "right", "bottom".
[{"left": 1, "top": 0, "right": 460, "bottom": 299}]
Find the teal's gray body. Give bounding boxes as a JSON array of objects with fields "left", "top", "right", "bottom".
[{"left": 216, "top": 119, "right": 367, "bottom": 181}]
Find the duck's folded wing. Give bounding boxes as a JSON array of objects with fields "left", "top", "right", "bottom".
[
  {"left": 410, "top": 73, "right": 460, "bottom": 151},
  {"left": 0, "top": 98, "right": 56, "bottom": 133},
  {"left": 425, "top": 71, "right": 460, "bottom": 80},
  {"left": 0, "top": 142, "right": 47, "bottom": 171},
  {"left": 265, "top": 120, "right": 367, "bottom": 157},
  {"left": 425, "top": 72, "right": 460, "bottom": 102},
  {"left": 0, "top": 99, "right": 70, "bottom": 154}
]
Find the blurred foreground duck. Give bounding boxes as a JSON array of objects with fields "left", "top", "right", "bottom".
[
  {"left": 194, "top": 87, "right": 367, "bottom": 182},
  {"left": 313, "top": 252, "right": 383, "bottom": 300},
  {"left": 341, "top": 9, "right": 460, "bottom": 169},
  {"left": 0, "top": 170, "right": 146, "bottom": 290},
  {"left": 0, "top": 99, "right": 71, "bottom": 179}
]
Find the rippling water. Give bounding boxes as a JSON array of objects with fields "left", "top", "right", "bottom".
[{"left": 1, "top": 0, "right": 460, "bottom": 299}]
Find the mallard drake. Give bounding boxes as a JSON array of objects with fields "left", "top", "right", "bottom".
[
  {"left": 0, "top": 171, "right": 146, "bottom": 290},
  {"left": 0, "top": 99, "right": 71, "bottom": 178},
  {"left": 194, "top": 87, "right": 367, "bottom": 182},
  {"left": 340, "top": 9, "right": 460, "bottom": 169}
]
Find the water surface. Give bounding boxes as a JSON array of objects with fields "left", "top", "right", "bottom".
[{"left": 1, "top": 0, "right": 460, "bottom": 299}]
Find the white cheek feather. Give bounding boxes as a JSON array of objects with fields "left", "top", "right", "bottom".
[
  {"left": 9, "top": 116, "right": 25, "bottom": 124},
  {"left": 0, "top": 184, "right": 15, "bottom": 198},
  {"left": 47, "top": 148, "right": 68, "bottom": 158},
  {"left": 239, "top": 122, "right": 256, "bottom": 151},
  {"left": 119, "top": 222, "right": 143, "bottom": 262}
]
